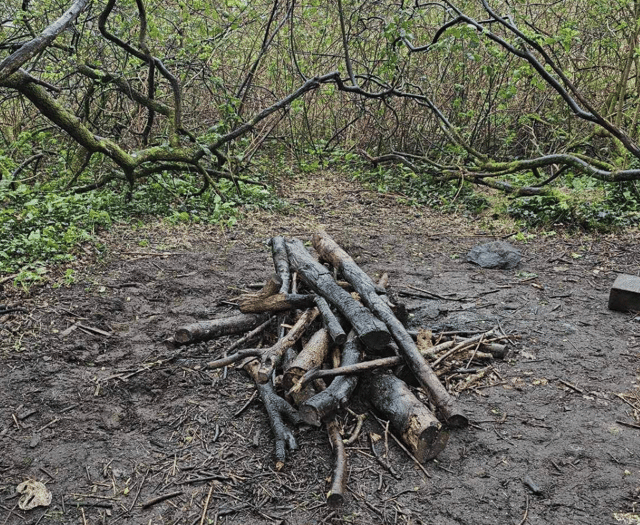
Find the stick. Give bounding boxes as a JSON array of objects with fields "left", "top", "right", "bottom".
[
  {"left": 140, "top": 491, "right": 183, "bottom": 509},
  {"left": 326, "top": 419, "right": 347, "bottom": 507},
  {"left": 199, "top": 482, "right": 215, "bottom": 525}
]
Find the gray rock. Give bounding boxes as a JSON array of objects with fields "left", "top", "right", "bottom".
[{"left": 467, "top": 241, "right": 521, "bottom": 270}]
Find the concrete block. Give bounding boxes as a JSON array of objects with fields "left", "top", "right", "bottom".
[{"left": 608, "top": 274, "right": 640, "bottom": 312}]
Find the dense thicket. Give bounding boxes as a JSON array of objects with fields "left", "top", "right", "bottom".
[{"left": 1, "top": 0, "right": 640, "bottom": 203}]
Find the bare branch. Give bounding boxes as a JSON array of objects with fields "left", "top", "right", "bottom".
[{"left": 0, "top": 0, "right": 89, "bottom": 81}]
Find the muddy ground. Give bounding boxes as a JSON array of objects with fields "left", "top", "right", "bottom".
[{"left": 1, "top": 172, "right": 640, "bottom": 525}]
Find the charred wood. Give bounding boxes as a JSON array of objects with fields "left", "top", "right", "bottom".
[
  {"left": 299, "top": 332, "right": 362, "bottom": 426},
  {"left": 174, "top": 312, "right": 269, "bottom": 346},
  {"left": 312, "top": 231, "right": 468, "bottom": 428},
  {"left": 285, "top": 238, "right": 390, "bottom": 351},
  {"left": 365, "top": 371, "right": 449, "bottom": 462},
  {"left": 314, "top": 296, "right": 347, "bottom": 346},
  {"left": 244, "top": 358, "right": 302, "bottom": 471}
]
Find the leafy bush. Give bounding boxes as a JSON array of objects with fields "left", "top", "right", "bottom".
[{"left": 506, "top": 182, "right": 640, "bottom": 231}]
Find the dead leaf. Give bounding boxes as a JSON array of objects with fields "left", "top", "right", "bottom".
[{"left": 16, "top": 480, "right": 52, "bottom": 510}]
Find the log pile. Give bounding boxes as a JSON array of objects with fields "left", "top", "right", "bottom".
[{"left": 170, "top": 232, "right": 511, "bottom": 506}]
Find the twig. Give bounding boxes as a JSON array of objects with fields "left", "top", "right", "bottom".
[
  {"left": 129, "top": 467, "right": 148, "bottom": 512},
  {"left": 557, "top": 379, "right": 584, "bottom": 394},
  {"left": 140, "top": 491, "right": 183, "bottom": 509},
  {"left": 371, "top": 413, "right": 431, "bottom": 478},
  {"left": 233, "top": 390, "right": 257, "bottom": 417},
  {"left": 199, "top": 483, "right": 215, "bottom": 525},
  {"left": 616, "top": 420, "right": 640, "bottom": 430},
  {"left": 227, "top": 318, "right": 273, "bottom": 353},
  {"left": 343, "top": 409, "right": 366, "bottom": 445},
  {"left": 36, "top": 418, "right": 59, "bottom": 432}
]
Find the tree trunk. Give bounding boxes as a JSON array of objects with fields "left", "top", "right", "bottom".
[
  {"left": 312, "top": 231, "right": 468, "bottom": 428},
  {"left": 285, "top": 238, "right": 390, "bottom": 351}
]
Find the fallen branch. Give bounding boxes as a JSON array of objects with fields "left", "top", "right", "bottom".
[
  {"left": 174, "top": 313, "right": 269, "bottom": 345},
  {"left": 300, "top": 331, "right": 362, "bottom": 426},
  {"left": 365, "top": 371, "right": 449, "bottom": 462},
  {"left": 313, "top": 231, "right": 468, "bottom": 427},
  {"left": 244, "top": 358, "right": 302, "bottom": 471},
  {"left": 286, "top": 238, "right": 391, "bottom": 351},
  {"left": 326, "top": 419, "right": 347, "bottom": 507}
]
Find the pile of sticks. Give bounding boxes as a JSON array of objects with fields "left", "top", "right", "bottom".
[{"left": 168, "top": 232, "right": 510, "bottom": 506}]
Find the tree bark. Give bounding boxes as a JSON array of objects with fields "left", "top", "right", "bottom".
[
  {"left": 243, "top": 358, "right": 302, "bottom": 471},
  {"left": 365, "top": 371, "right": 449, "bottom": 462},
  {"left": 312, "top": 231, "right": 468, "bottom": 428},
  {"left": 285, "top": 238, "right": 390, "bottom": 351},
  {"left": 238, "top": 292, "right": 316, "bottom": 313},
  {"left": 270, "top": 236, "right": 291, "bottom": 294},
  {"left": 314, "top": 296, "right": 347, "bottom": 345},
  {"left": 283, "top": 328, "right": 331, "bottom": 392},
  {"left": 299, "top": 331, "right": 362, "bottom": 426},
  {"left": 174, "top": 312, "right": 269, "bottom": 345}
]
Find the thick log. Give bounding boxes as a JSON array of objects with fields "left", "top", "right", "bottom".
[
  {"left": 299, "top": 332, "right": 362, "bottom": 426},
  {"left": 256, "top": 308, "right": 320, "bottom": 383},
  {"left": 285, "top": 238, "right": 390, "bottom": 351},
  {"left": 314, "top": 296, "right": 347, "bottom": 345},
  {"left": 238, "top": 292, "right": 316, "bottom": 313},
  {"left": 326, "top": 419, "right": 347, "bottom": 507},
  {"left": 174, "top": 312, "right": 269, "bottom": 345},
  {"left": 312, "top": 231, "right": 468, "bottom": 428},
  {"left": 282, "top": 328, "right": 331, "bottom": 392},
  {"left": 365, "top": 371, "right": 449, "bottom": 462},
  {"left": 244, "top": 359, "right": 302, "bottom": 471},
  {"left": 270, "top": 236, "right": 291, "bottom": 294}
]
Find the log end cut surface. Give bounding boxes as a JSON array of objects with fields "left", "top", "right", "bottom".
[{"left": 410, "top": 418, "right": 449, "bottom": 462}]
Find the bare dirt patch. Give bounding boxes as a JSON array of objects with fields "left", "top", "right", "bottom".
[{"left": 1, "top": 172, "right": 640, "bottom": 525}]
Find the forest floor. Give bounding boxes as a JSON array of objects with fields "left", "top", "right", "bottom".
[{"left": 1, "top": 170, "right": 640, "bottom": 525}]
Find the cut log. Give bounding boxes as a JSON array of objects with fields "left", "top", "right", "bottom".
[
  {"left": 244, "top": 358, "right": 302, "bottom": 471},
  {"left": 174, "top": 312, "right": 269, "bottom": 345},
  {"left": 285, "top": 238, "right": 390, "bottom": 351},
  {"left": 312, "top": 231, "right": 468, "bottom": 428},
  {"left": 365, "top": 371, "right": 449, "bottom": 462},
  {"left": 299, "top": 332, "right": 362, "bottom": 426},
  {"left": 283, "top": 328, "right": 331, "bottom": 392},
  {"left": 238, "top": 292, "right": 316, "bottom": 313},
  {"left": 314, "top": 296, "right": 347, "bottom": 345},
  {"left": 270, "top": 236, "right": 291, "bottom": 294}
]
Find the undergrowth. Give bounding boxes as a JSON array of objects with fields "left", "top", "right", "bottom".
[
  {"left": 337, "top": 149, "right": 640, "bottom": 232},
  {"left": 0, "top": 170, "right": 279, "bottom": 287}
]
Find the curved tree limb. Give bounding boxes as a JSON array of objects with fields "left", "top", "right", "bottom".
[{"left": 0, "top": 0, "right": 89, "bottom": 81}]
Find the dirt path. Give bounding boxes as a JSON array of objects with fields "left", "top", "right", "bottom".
[{"left": 1, "top": 171, "right": 640, "bottom": 524}]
